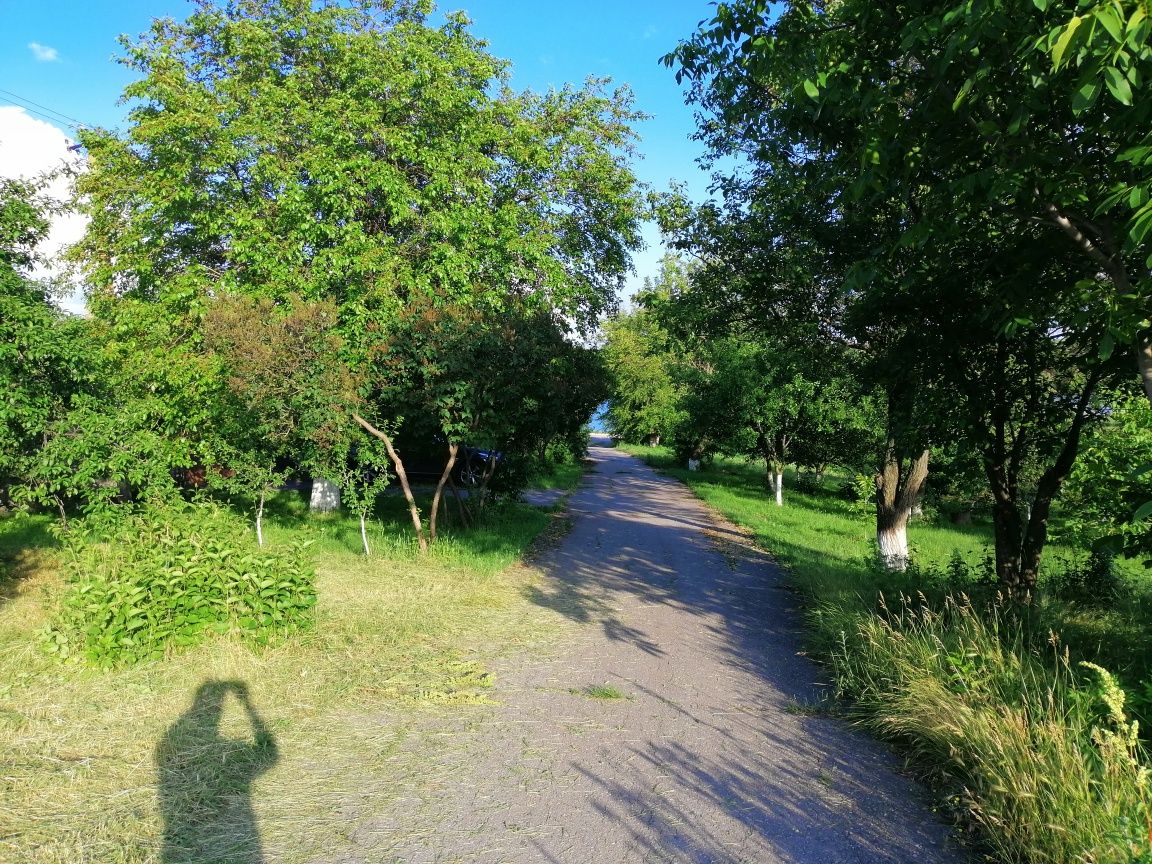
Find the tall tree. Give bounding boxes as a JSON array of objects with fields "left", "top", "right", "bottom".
[
  {"left": 668, "top": 0, "right": 1152, "bottom": 405},
  {"left": 664, "top": 2, "right": 1135, "bottom": 587},
  {"left": 0, "top": 178, "right": 88, "bottom": 508},
  {"left": 70, "top": 0, "right": 645, "bottom": 538}
]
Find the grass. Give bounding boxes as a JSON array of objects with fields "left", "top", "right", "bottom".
[
  {"left": 0, "top": 492, "right": 570, "bottom": 864},
  {"left": 526, "top": 459, "right": 586, "bottom": 492},
  {"left": 572, "top": 683, "right": 628, "bottom": 700},
  {"left": 617, "top": 443, "right": 1152, "bottom": 864}
]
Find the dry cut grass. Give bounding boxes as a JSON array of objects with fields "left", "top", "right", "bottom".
[{"left": 0, "top": 503, "right": 570, "bottom": 864}]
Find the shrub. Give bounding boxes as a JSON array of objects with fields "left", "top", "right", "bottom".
[
  {"left": 45, "top": 503, "right": 315, "bottom": 667},
  {"left": 838, "top": 473, "right": 876, "bottom": 518},
  {"left": 1047, "top": 550, "right": 1126, "bottom": 609},
  {"left": 793, "top": 472, "right": 823, "bottom": 495}
]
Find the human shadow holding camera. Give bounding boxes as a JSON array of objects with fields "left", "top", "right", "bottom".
[{"left": 157, "top": 680, "right": 279, "bottom": 863}]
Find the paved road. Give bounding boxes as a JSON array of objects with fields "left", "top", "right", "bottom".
[{"left": 336, "top": 438, "right": 963, "bottom": 863}]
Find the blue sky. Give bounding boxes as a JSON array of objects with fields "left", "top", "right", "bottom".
[{"left": 0, "top": 0, "right": 720, "bottom": 299}]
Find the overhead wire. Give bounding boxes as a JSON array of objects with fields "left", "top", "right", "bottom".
[{"left": 0, "top": 87, "right": 90, "bottom": 131}]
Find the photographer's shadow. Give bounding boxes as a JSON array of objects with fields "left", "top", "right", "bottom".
[{"left": 157, "top": 680, "right": 279, "bottom": 863}]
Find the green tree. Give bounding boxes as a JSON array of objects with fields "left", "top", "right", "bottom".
[
  {"left": 0, "top": 178, "right": 89, "bottom": 508},
  {"left": 668, "top": 0, "right": 1152, "bottom": 404},
  {"left": 71, "top": 0, "right": 645, "bottom": 544},
  {"left": 204, "top": 294, "right": 356, "bottom": 544},
  {"left": 1060, "top": 391, "right": 1152, "bottom": 557},
  {"left": 602, "top": 315, "right": 685, "bottom": 448},
  {"left": 664, "top": 1, "right": 1134, "bottom": 589},
  {"left": 364, "top": 299, "right": 606, "bottom": 548},
  {"left": 28, "top": 299, "right": 225, "bottom": 516}
]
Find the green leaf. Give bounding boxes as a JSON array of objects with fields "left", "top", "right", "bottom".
[
  {"left": 1071, "top": 79, "right": 1101, "bottom": 114},
  {"left": 1104, "top": 66, "right": 1133, "bottom": 104},
  {"left": 1128, "top": 6, "right": 1149, "bottom": 49},
  {"left": 952, "top": 77, "right": 974, "bottom": 111},
  {"left": 1052, "top": 15, "right": 1084, "bottom": 69},
  {"left": 802, "top": 79, "right": 819, "bottom": 99},
  {"left": 1099, "top": 332, "right": 1115, "bottom": 359},
  {"left": 1134, "top": 500, "right": 1152, "bottom": 522},
  {"left": 1032, "top": 0, "right": 1051, "bottom": 9},
  {"left": 1096, "top": 5, "right": 1125, "bottom": 43}
]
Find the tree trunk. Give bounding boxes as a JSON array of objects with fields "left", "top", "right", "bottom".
[
  {"left": 352, "top": 413, "right": 428, "bottom": 554},
  {"left": 430, "top": 442, "right": 459, "bottom": 543},
  {"left": 875, "top": 445, "right": 930, "bottom": 571},
  {"left": 774, "top": 470, "right": 784, "bottom": 507},
  {"left": 359, "top": 512, "right": 370, "bottom": 556},
  {"left": 689, "top": 437, "right": 711, "bottom": 462},
  {"left": 449, "top": 476, "right": 472, "bottom": 529},
  {"left": 877, "top": 518, "right": 908, "bottom": 570},
  {"left": 1139, "top": 337, "right": 1152, "bottom": 408},
  {"left": 256, "top": 488, "right": 266, "bottom": 547},
  {"left": 309, "top": 477, "right": 341, "bottom": 512},
  {"left": 984, "top": 367, "right": 1101, "bottom": 602}
]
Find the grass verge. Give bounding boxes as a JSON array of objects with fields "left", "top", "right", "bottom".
[
  {"left": 526, "top": 459, "right": 586, "bottom": 492},
  {"left": 0, "top": 494, "right": 568, "bottom": 864},
  {"left": 618, "top": 443, "right": 1152, "bottom": 864}
]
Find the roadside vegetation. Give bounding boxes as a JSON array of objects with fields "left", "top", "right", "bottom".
[
  {"left": 1, "top": 2, "right": 619, "bottom": 860},
  {"left": 598, "top": 3, "right": 1152, "bottom": 860},
  {"left": 0, "top": 493, "right": 570, "bottom": 863},
  {"left": 9, "top": 0, "right": 1152, "bottom": 860},
  {"left": 618, "top": 443, "right": 1152, "bottom": 862}
]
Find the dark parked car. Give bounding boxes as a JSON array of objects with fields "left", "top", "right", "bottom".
[{"left": 381, "top": 438, "right": 501, "bottom": 488}]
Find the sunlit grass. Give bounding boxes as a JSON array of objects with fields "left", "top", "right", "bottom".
[
  {"left": 617, "top": 443, "right": 1152, "bottom": 863},
  {"left": 527, "top": 460, "right": 586, "bottom": 492},
  {"left": 0, "top": 494, "right": 568, "bottom": 863}
]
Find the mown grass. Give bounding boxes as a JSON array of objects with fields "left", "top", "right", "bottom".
[
  {"left": 0, "top": 492, "right": 569, "bottom": 864},
  {"left": 619, "top": 443, "right": 1152, "bottom": 864}
]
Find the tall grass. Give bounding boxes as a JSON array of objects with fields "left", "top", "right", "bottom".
[
  {"left": 620, "top": 444, "right": 1152, "bottom": 863},
  {"left": 0, "top": 494, "right": 569, "bottom": 863},
  {"left": 824, "top": 594, "right": 1150, "bottom": 863}
]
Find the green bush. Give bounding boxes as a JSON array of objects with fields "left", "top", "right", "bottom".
[
  {"left": 1047, "top": 550, "right": 1127, "bottom": 609},
  {"left": 46, "top": 503, "right": 315, "bottom": 667}
]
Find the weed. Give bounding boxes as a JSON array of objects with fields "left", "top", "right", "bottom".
[
  {"left": 574, "top": 683, "right": 628, "bottom": 700},
  {"left": 46, "top": 502, "right": 315, "bottom": 667}
]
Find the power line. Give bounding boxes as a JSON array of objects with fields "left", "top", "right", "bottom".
[
  {"left": 0, "top": 88, "right": 89, "bottom": 130},
  {"left": 0, "top": 99, "right": 81, "bottom": 133}
]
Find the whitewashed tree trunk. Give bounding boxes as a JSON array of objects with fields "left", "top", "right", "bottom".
[
  {"left": 359, "top": 512, "right": 370, "bottom": 556},
  {"left": 256, "top": 489, "right": 266, "bottom": 547},
  {"left": 875, "top": 444, "right": 930, "bottom": 572},
  {"left": 877, "top": 522, "right": 909, "bottom": 571},
  {"left": 309, "top": 477, "right": 341, "bottom": 512},
  {"left": 774, "top": 471, "right": 784, "bottom": 507}
]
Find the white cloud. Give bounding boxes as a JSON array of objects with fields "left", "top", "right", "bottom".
[
  {"left": 28, "top": 42, "right": 60, "bottom": 62},
  {"left": 0, "top": 106, "right": 88, "bottom": 313}
]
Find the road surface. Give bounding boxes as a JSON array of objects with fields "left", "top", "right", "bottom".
[{"left": 331, "top": 436, "right": 963, "bottom": 863}]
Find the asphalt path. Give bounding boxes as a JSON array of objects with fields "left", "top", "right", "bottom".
[{"left": 333, "top": 436, "right": 964, "bottom": 863}]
